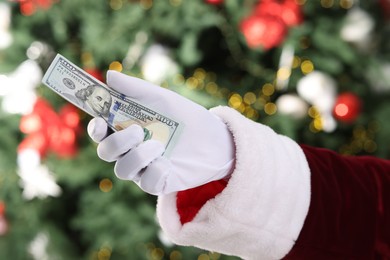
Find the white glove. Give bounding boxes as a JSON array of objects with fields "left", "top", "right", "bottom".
[{"left": 88, "top": 70, "right": 235, "bottom": 195}]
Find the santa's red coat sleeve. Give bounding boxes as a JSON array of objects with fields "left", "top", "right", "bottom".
[{"left": 156, "top": 106, "right": 390, "bottom": 260}]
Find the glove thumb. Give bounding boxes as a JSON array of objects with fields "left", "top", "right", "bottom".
[{"left": 87, "top": 117, "right": 109, "bottom": 143}]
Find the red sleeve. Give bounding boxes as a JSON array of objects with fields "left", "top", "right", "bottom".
[
  {"left": 284, "top": 145, "right": 390, "bottom": 259},
  {"left": 176, "top": 179, "right": 227, "bottom": 224}
]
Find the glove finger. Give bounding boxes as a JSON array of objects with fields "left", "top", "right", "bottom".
[
  {"left": 87, "top": 117, "right": 109, "bottom": 143},
  {"left": 106, "top": 70, "right": 166, "bottom": 101},
  {"left": 97, "top": 124, "right": 144, "bottom": 162},
  {"left": 138, "top": 157, "right": 171, "bottom": 195},
  {"left": 114, "top": 140, "right": 165, "bottom": 181}
]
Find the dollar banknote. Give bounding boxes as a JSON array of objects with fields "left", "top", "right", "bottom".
[{"left": 42, "top": 54, "right": 182, "bottom": 156}]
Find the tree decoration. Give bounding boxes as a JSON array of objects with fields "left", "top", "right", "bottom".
[
  {"left": 366, "top": 62, "right": 390, "bottom": 93},
  {"left": 0, "top": 59, "right": 42, "bottom": 115},
  {"left": 0, "top": 2, "right": 13, "bottom": 50},
  {"left": 333, "top": 92, "right": 362, "bottom": 123},
  {"left": 28, "top": 232, "right": 50, "bottom": 260},
  {"left": 297, "top": 71, "right": 337, "bottom": 132},
  {"left": 255, "top": 0, "right": 303, "bottom": 27},
  {"left": 240, "top": 0, "right": 303, "bottom": 50},
  {"left": 140, "top": 44, "right": 179, "bottom": 84},
  {"left": 276, "top": 94, "right": 308, "bottom": 119},
  {"left": 19, "top": 98, "right": 80, "bottom": 158},
  {"left": 15, "top": 0, "right": 57, "bottom": 16},
  {"left": 340, "top": 7, "right": 375, "bottom": 51},
  {"left": 17, "top": 149, "right": 62, "bottom": 200},
  {"left": 240, "top": 14, "right": 287, "bottom": 50},
  {"left": 0, "top": 201, "right": 8, "bottom": 236}
]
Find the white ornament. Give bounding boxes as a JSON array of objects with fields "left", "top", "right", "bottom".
[
  {"left": 276, "top": 94, "right": 308, "bottom": 119},
  {"left": 0, "top": 59, "right": 42, "bottom": 114},
  {"left": 367, "top": 62, "right": 390, "bottom": 93},
  {"left": 26, "top": 41, "right": 51, "bottom": 60},
  {"left": 340, "top": 7, "right": 375, "bottom": 50},
  {"left": 17, "top": 149, "right": 62, "bottom": 200},
  {"left": 276, "top": 45, "right": 295, "bottom": 91},
  {"left": 297, "top": 71, "right": 337, "bottom": 132},
  {"left": 17, "top": 149, "right": 41, "bottom": 171},
  {"left": 0, "top": 216, "right": 8, "bottom": 236},
  {"left": 140, "top": 44, "right": 179, "bottom": 85},
  {"left": 0, "top": 3, "right": 12, "bottom": 49},
  {"left": 28, "top": 232, "right": 50, "bottom": 260}
]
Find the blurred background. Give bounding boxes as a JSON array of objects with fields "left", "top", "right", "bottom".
[{"left": 0, "top": 0, "right": 389, "bottom": 259}]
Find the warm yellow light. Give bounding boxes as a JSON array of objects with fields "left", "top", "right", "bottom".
[
  {"left": 99, "top": 178, "right": 113, "bottom": 193},
  {"left": 264, "top": 102, "right": 277, "bottom": 115},
  {"left": 243, "top": 92, "right": 257, "bottom": 105},
  {"left": 237, "top": 103, "right": 246, "bottom": 113},
  {"left": 262, "top": 83, "right": 275, "bottom": 96},
  {"left": 194, "top": 68, "right": 206, "bottom": 80},
  {"left": 170, "top": 250, "right": 182, "bottom": 260},
  {"left": 340, "top": 0, "right": 353, "bottom": 9},
  {"left": 151, "top": 248, "right": 165, "bottom": 260},
  {"left": 110, "top": 0, "right": 123, "bottom": 10},
  {"left": 109, "top": 61, "right": 123, "bottom": 72},
  {"left": 313, "top": 118, "right": 323, "bottom": 130},
  {"left": 277, "top": 67, "right": 291, "bottom": 81},
  {"left": 98, "top": 247, "right": 112, "bottom": 260},
  {"left": 140, "top": 0, "right": 153, "bottom": 9},
  {"left": 245, "top": 107, "right": 259, "bottom": 120},
  {"left": 186, "top": 77, "right": 199, "bottom": 89},
  {"left": 228, "top": 94, "right": 243, "bottom": 109},
  {"left": 321, "top": 0, "right": 334, "bottom": 8},
  {"left": 308, "top": 106, "right": 320, "bottom": 118},
  {"left": 301, "top": 60, "right": 314, "bottom": 74},
  {"left": 309, "top": 121, "right": 320, "bottom": 133},
  {"left": 292, "top": 56, "right": 301, "bottom": 68},
  {"left": 205, "top": 82, "right": 218, "bottom": 95},
  {"left": 198, "top": 254, "right": 210, "bottom": 260}
]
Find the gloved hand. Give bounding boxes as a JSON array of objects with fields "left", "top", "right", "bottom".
[{"left": 88, "top": 70, "right": 235, "bottom": 195}]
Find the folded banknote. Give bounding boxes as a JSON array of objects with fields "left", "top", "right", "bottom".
[{"left": 42, "top": 54, "right": 182, "bottom": 156}]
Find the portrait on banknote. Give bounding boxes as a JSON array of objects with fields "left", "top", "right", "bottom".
[{"left": 75, "top": 85, "right": 112, "bottom": 118}]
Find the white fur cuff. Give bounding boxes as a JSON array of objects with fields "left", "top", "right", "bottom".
[{"left": 157, "top": 106, "right": 311, "bottom": 259}]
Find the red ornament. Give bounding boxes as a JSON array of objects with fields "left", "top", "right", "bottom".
[
  {"left": 0, "top": 201, "right": 5, "bottom": 216},
  {"left": 49, "top": 126, "right": 78, "bottom": 158},
  {"left": 333, "top": 92, "right": 362, "bottom": 123},
  {"left": 205, "top": 0, "right": 224, "bottom": 4},
  {"left": 59, "top": 104, "right": 81, "bottom": 130},
  {"left": 240, "top": 14, "right": 287, "bottom": 50},
  {"left": 0, "top": 201, "right": 8, "bottom": 236},
  {"left": 255, "top": 0, "right": 303, "bottom": 27},
  {"left": 18, "top": 97, "right": 80, "bottom": 158},
  {"left": 18, "top": 132, "right": 49, "bottom": 156},
  {"left": 14, "top": 0, "right": 57, "bottom": 16}
]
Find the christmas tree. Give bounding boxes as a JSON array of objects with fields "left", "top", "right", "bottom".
[{"left": 0, "top": 0, "right": 389, "bottom": 259}]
